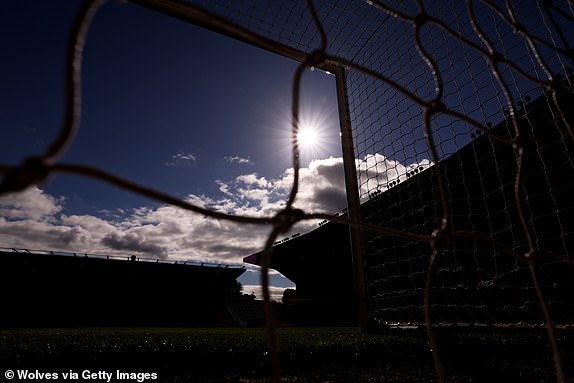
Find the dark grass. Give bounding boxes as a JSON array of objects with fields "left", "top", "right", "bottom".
[{"left": 0, "top": 327, "right": 572, "bottom": 382}]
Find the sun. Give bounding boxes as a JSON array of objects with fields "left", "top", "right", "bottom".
[
  {"left": 297, "top": 126, "right": 319, "bottom": 149},
  {"left": 290, "top": 109, "right": 335, "bottom": 163},
  {"left": 272, "top": 101, "right": 338, "bottom": 165}
]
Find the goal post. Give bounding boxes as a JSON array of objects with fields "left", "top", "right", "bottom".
[{"left": 334, "top": 65, "right": 370, "bottom": 331}]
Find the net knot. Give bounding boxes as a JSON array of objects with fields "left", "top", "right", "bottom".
[
  {"left": 273, "top": 208, "right": 305, "bottom": 234},
  {"left": 489, "top": 51, "right": 504, "bottom": 64},
  {"left": 511, "top": 135, "right": 527, "bottom": 150},
  {"left": 414, "top": 12, "right": 429, "bottom": 26},
  {"left": 523, "top": 250, "right": 541, "bottom": 263},
  {"left": 548, "top": 74, "right": 570, "bottom": 92},
  {"left": 308, "top": 50, "right": 327, "bottom": 67},
  {"left": 427, "top": 100, "right": 446, "bottom": 114},
  {"left": 512, "top": 23, "right": 527, "bottom": 35},
  {"left": 0, "top": 157, "right": 51, "bottom": 194},
  {"left": 431, "top": 228, "right": 452, "bottom": 251}
]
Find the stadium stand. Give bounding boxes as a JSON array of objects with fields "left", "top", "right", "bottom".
[
  {"left": 0, "top": 248, "right": 245, "bottom": 327},
  {"left": 244, "top": 218, "right": 355, "bottom": 326},
  {"left": 226, "top": 297, "right": 266, "bottom": 327}
]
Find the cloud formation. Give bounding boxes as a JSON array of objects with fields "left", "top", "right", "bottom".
[
  {"left": 224, "top": 155, "right": 254, "bottom": 166},
  {"left": 0, "top": 154, "right": 431, "bottom": 264},
  {"left": 101, "top": 231, "right": 169, "bottom": 258},
  {"left": 0, "top": 186, "right": 63, "bottom": 221},
  {"left": 165, "top": 152, "right": 197, "bottom": 166}
]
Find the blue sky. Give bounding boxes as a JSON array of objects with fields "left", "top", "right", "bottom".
[
  {"left": 0, "top": 0, "right": 348, "bottom": 298},
  {"left": 1, "top": 0, "right": 341, "bottom": 213}
]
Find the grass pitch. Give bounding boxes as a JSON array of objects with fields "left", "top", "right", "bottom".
[{"left": 0, "top": 327, "right": 571, "bottom": 382}]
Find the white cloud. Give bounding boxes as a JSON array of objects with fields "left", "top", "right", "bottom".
[
  {"left": 0, "top": 186, "right": 63, "bottom": 221},
  {"left": 290, "top": 156, "right": 347, "bottom": 213},
  {"left": 242, "top": 284, "right": 289, "bottom": 302},
  {"left": 224, "top": 155, "right": 254, "bottom": 166},
  {"left": 165, "top": 152, "right": 197, "bottom": 166},
  {"left": 212, "top": 156, "right": 349, "bottom": 218},
  {"left": 236, "top": 173, "right": 268, "bottom": 188},
  {"left": 0, "top": 154, "right": 432, "bottom": 264}
]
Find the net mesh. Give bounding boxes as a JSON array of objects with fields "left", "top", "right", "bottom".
[
  {"left": 2, "top": 0, "right": 574, "bottom": 382},
  {"left": 182, "top": 0, "right": 574, "bottom": 328},
  {"left": 339, "top": 1, "right": 574, "bottom": 328}
]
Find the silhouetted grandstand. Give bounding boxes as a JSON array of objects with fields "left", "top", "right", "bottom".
[
  {"left": 245, "top": 86, "right": 574, "bottom": 327},
  {"left": 226, "top": 297, "right": 266, "bottom": 327},
  {"left": 0, "top": 248, "right": 245, "bottom": 327},
  {"left": 244, "top": 223, "right": 356, "bottom": 326}
]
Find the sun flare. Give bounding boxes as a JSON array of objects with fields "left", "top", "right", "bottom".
[
  {"left": 297, "top": 127, "right": 319, "bottom": 148},
  {"left": 274, "top": 102, "right": 339, "bottom": 165}
]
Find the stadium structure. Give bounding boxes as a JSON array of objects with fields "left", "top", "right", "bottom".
[
  {"left": 245, "top": 223, "right": 355, "bottom": 326},
  {"left": 0, "top": 248, "right": 251, "bottom": 327},
  {"left": 245, "top": 85, "right": 574, "bottom": 327}
]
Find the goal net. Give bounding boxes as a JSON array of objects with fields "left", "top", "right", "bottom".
[
  {"left": 158, "top": 0, "right": 574, "bottom": 329},
  {"left": 341, "top": 1, "right": 574, "bottom": 328},
  {"left": 318, "top": 4, "right": 573, "bottom": 379},
  {"left": 4, "top": 0, "right": 573, "bottom": 381}
]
